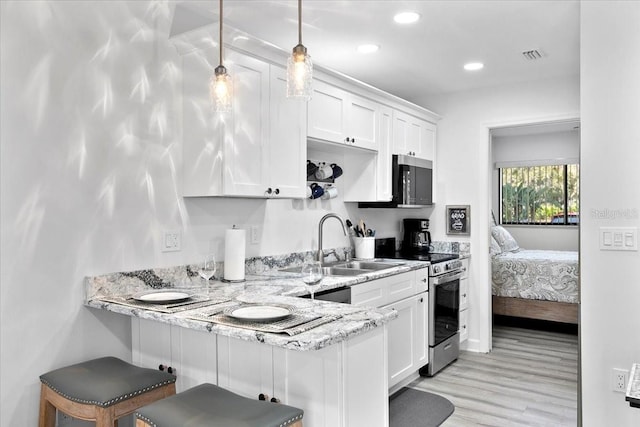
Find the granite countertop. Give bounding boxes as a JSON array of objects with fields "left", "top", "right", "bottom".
[
  {"left": 85, "top": 258, "right": 430, "bottom": 352},
  {"left": 627, "top": 363, "right": 640, "bottom": 408}
]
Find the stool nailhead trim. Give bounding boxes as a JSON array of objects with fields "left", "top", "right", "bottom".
[
  {"left": 40, "top": 378, "right": 176, "bottom": 408},
  {"left": 135, "top": 410, "right": 303, "bottom": 427}
]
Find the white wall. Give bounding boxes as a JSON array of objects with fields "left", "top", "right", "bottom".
[
  {"left": 581, "top": 2, "right": 640, "bottom": 426},
  {"left": 0, "top": 2, "right": 431, "bottom": 425},
  {"left": 417, "top": 75, "right": 580, "bottom": 354}
]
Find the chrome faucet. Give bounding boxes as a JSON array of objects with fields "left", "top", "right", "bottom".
[{"left": 317, "top": 213, "right": 347, "bottom": 264}]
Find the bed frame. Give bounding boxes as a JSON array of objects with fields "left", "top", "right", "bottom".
[{"left": 492, "top": 295, "right": 579, "bottom": 324}]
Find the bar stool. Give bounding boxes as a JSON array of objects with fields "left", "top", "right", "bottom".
[
  {"left": 135, "top": 383, "right": 304, "bottom": 427},
  {"left": 39, "top": 356, "right": 176, "bottom": 427}
]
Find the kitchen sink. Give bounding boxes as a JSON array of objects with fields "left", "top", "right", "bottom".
[
  {"left": 332, "top": 261, "right": 405, "bottom": 271},
  {"left": 278, "top": 260, "right": 404, "bottom": 276}
]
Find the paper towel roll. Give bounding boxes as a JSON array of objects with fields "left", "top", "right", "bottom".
[{"left": 224, "top": 228, "right": 246, "bottom": 281}]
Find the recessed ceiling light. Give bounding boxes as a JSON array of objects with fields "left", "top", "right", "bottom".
[
  {"left": 464, "top": 62, "right": 484, "bottom": 71},
  {"left": 357, "top": 44, "right": 380, "bottom": 54},
  {"left": 393, "top": 11, "right": 420, "bottom": 24}
]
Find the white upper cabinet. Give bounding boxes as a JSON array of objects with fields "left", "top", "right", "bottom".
[
  {"left": 392, "top": 110, "right": 436, "bottom": 161},
  {"left": 308, "top": 80, "right": 379, "bottom": 151},
  {"left": 181, "top": 48, "right": 306, "bottom": 198}
]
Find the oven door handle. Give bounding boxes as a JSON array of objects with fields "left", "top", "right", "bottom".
[{"left": 431, "top": 271, "right": 463, "bottom": 285}]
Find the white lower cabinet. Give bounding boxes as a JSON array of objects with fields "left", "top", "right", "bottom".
[
  {"left": 384, "top": 292, "right": 428, "bottom": 389},
  {"left": 351, "top": 268, "right": 429, "bottom": 391},
  {"left": 131, "top": 318, "right": 216, "bottom": 392},
  {"left": 132, "top": 318, "right": 389, "bottom": 427}
]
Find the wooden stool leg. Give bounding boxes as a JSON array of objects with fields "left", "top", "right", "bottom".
[
  {"left": 95, "top": 406, "right": 115, "bottom": 427},
  {"left": 38, "top": 384, "right": 56, "bottom": 427}
]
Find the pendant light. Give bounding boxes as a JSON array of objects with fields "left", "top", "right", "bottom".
[
  {"left": 210, "top": 0, "right": 232, "bottom": 112},
  {"left": 286, "top": 0, "right": 313, "bottom": 100}
]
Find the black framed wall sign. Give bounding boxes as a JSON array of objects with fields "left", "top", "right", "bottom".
[{"left": 446, "top": 205, "right": 470, "bottom": 235}]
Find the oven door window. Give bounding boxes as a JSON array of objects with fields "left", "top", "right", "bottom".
[{"left": 434, "top": 280, "right": 460, "bottom": 344}]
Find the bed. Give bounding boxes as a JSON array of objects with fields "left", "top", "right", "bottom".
[{"left": 490, "top": 226, "right": 579, "bottom": 324}]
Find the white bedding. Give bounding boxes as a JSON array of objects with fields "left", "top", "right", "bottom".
[{"left": 491, "top": 250, "right": 579, "bottom": 304}]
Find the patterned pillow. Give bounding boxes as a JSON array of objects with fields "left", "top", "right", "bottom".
[
  {"left": 490, "top": 236, "right": 502, "bottom": 256},
  {"left": 491, "top": 226, "right": 520, "bottom": 252}
]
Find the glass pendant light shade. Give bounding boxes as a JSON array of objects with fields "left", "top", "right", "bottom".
[
  {"left": 211, "top": 0, "right": 231, "bottom": 113},
  {"left": 210, "top": 64, "right": 232, "bottom": 113},
  {"left": 287, "top": 0, "right": 313, "bottom": 100},
  {"left": 287, "top": 44, "right": 313, "bottom": 99}
]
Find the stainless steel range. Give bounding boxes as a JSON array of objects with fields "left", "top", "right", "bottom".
[{"left": 421, "top": 257, "right": 463, "bottom": 376}]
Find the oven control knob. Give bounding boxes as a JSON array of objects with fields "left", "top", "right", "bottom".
[{"left": 433, "top": 265, "right": 441, "bottom": 274}]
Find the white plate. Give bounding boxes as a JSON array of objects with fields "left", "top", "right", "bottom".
[
  {"left": 225, "top": 305, "right": 293, "bottom": 322},
  {"left": 133, "top": 291, "right": 192, "bottom": 304}
]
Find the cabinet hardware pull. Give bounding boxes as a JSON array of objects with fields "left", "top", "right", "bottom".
[
  {"left": 258, "top": 393, "right": 269, "bottom": 401},
  {"left": 274, "top": 188, "right": 280, "bottom": 195},
  {"left": 422, "top": 278, "right": 427, "bottom": 283},
  {"left": 270, "top": 397, "right": 280, "bottom": 403},
  {"left": 266, "top": 188, "right": 272, "bottom": 195},
  {"left": 419, "top": 297, "right": 424, "bottom": 303}
]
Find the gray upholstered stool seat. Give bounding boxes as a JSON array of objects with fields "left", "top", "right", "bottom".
[
  {"left": 39, "top": 356, "right": 176, "bottom": 427},
  {"left": 135, "top": 383, "right": 304, "bottom": 427}
]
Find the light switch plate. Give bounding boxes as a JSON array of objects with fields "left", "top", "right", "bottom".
[{"left": 599, "top": 227, "right": 637, "bottom": 251}]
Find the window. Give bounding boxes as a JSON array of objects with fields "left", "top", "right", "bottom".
[{"left": 500, "top": 164, "right": 579, "bottom": 225}]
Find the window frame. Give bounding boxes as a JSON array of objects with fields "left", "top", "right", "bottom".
[{"left": 498, "top": 163, "right": 579, "bottom": 226}]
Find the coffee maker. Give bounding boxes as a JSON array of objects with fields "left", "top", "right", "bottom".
[{"left": 402, "top": 218, "right": 432, "bottom": 256}]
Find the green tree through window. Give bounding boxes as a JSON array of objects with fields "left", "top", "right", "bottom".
[{"left": 500, "top": 164, "right": 579, "bottom": 225}]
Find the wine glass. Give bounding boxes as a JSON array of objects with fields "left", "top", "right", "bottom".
[
  {"left": 300, "top": 261, "right": 323, "bottom": 300},
  {"left": 198, "top": 254, "right": 217, "bottom": 290}
]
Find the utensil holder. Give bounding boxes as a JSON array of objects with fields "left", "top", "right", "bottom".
[{"left": 354, "top": 237, "right": 375, "bottom": 259}]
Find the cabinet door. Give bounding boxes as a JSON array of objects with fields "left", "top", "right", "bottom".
[
  {"left": 222, "top": 51, "right": 270, "bottom": 196},
  {"left": 459, "top": 258, "right": 469, "bottom": 310},
  {"left": 217, "top": 336, "right": 274, "bottom": 399},
  {"left": 460, "top": 308, "right": 469, "bottom": 343},
  {"left": 346, "top": 94, "right": 378, "bottom": 151},
  {"left": 392, "top": 110, "right": 411, "bottom": 155},
  {"left": 415, "top": 292, "right": 428, "bottom": 366},
  {"left": 268, "top": 66, "right": 306, "bottom": 198},
  {"left": 132, "top": 319, "right": 216, "bottom": 393},
  {"left": 392, "top": 111, "right": 436, "bottom": 161},
  {"left": 386, "top": 271, "right": 417, "bottom": 303},
  {"left": 414, "top": 119, "right": 435, "bottom": 161},
  {"left": 376, "top": 106, "right": 393, "bottom": 201},
  {"left": 385, "top": 296, "right": 417, "bottom": 389},
  {"left": 351, "top": 277, "right": 388, "bottom": 307},
  {"left": 307, "top": 80, "right": 347, "bottom": 143}
]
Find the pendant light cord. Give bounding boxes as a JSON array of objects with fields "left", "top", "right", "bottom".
[
  {"left": 298, "top": 0, "right": 302, "bottom": 45},
  {"left": 219, "top": 0, "right": 224, "bottom": 65}
]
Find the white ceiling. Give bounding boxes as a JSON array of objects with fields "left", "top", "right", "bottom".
[{"left": 172, "top": 0, "right": 580, "bottom": 105}]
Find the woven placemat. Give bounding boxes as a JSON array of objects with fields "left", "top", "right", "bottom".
[
  {"left": 96, "top": 294, "right": 231, "bottom": 313},
  {"left": 188, "top": 309, "right": 341, "bottom": 336}
]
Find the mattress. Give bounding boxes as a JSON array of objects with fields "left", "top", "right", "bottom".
[{"left": 491, "top": 250, "right": 579, "bottom": 304}]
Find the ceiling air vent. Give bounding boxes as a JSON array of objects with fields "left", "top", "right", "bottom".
[{"left": 522, "top": 49, "right": 544, "bottom": 60}]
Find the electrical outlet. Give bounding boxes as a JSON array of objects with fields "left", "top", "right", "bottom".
[
  {"left": 612, "top": 368, "right": 629, "bottom": 392},
  {"left": 162, "top": 229, "right": 182, "bottom": 252},
  {"left": 250, "top": 225, "right": 260, "bottom": 244}
]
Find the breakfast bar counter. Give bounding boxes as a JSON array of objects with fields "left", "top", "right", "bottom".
[{"left": 84, "top": 255, "right": 431, "bottom": 427}]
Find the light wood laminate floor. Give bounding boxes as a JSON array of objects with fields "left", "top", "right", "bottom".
[{"left": 409, "top": 325, "right": 578, "bottom": 426}]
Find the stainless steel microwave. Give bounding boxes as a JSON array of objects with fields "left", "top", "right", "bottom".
[{"left": 359, "top": 154, "right": 433, "bottom": 208}]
